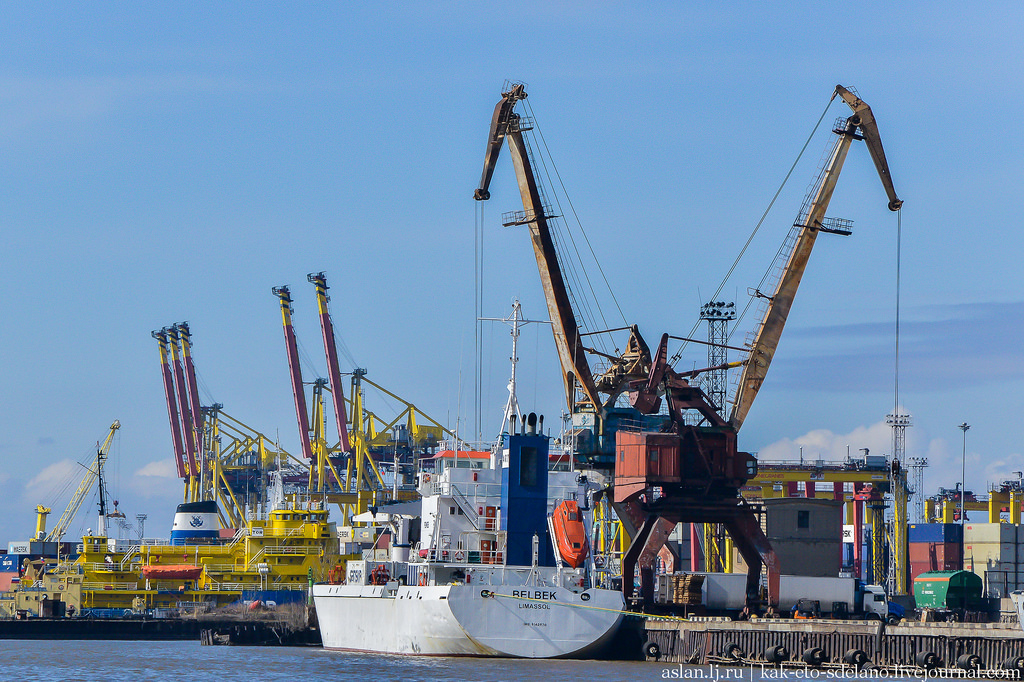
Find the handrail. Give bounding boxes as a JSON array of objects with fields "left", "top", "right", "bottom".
[{"left": 119, "top": 545, "right": 140, "bottom": 571}]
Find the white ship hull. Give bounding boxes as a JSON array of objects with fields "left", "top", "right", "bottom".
[{"left": 313, "top": 582, "right": 624, "bottom": 658}]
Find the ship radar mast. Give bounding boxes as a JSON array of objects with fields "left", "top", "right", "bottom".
[{"left": 480, "top": 299, "right": 551, "bottom": 441}]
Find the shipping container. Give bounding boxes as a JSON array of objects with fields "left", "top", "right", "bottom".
[
  {"left": 908, "top": 542, "right": 962, "bottom": 569},
  {"left": 909, "top": 523, "right": 963, "bottom": 544},
  {"left": 964, "top": 542, "right": 1015, "bottom": 567},
  {"left": 964, "top": 522, "right": 1016, "bottom": 545},
  {"left": 909, "top": 562, "right": 934, "bottom": 582}
]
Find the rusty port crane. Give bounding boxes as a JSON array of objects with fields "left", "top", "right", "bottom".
[{"left": 474, "top": 82, "right": 901, "bottom": 611}]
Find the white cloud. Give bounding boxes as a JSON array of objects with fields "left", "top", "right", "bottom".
[
  {"left": 133, "top": 459, "right": 178, "bottom": 479},
  {"left": 757, "top": 417, "right": 1024, "bottom": 507},
  {"left": 24, "top": 459, "right": 82, "bottom": 503},
  {"left": 755, "top": 418, "right": 895, "bottom": 463}
]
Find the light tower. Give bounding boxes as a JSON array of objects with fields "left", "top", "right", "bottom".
[
  {"left": 886, "top": 411, "right": 912, "bottom": 594},
  {"left": 908, "top": 457, "right": 928, "bottom": 523},
  {"left": 700, "top": 301, "right": 735, "bottom": 572},
  {"left": 959, "top": 423, "right": 971, "bottom": 529},
  {"left": 700, "top": 301, "right": 735, "bottom": 416}
]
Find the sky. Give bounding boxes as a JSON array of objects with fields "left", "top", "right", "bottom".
[{"left": 1, "top": 3, "right": 1022, "bottom": 543}]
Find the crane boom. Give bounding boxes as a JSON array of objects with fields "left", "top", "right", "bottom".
[
  {"left": 167, "top": 326, "right": 200, "bottom": 478},
  {"left": 474, "top": 83, "right": 602, "bottom": 412},
  {"left": 153, "top": 330, "right": 188, "bottom": 479},
  {"left": 46, "top": 420, "right": 120, "bottom": 542},
  {"left": 177, "top": 323, "right": 206, "bottom": 481},
  {"left": 273, "top": 285, "right": 315, "bottom": 461},
  {"left": 308, "top": 272, "right": 351, "bottom": 452},
  {"left": 728, "top": 86, "right": 901, "bottom": 431}
]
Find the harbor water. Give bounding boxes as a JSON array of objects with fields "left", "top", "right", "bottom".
[{"left": 0, "top": 640, "right": 932, "bottom": 681}]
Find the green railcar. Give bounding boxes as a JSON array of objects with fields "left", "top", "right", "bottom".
[{"left": 913, "top": 570, "right": 983, "bottom": 610}]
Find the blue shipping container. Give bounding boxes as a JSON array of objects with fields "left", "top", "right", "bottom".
[{"left": 908, "top": 523, "right": 963, "bottom": 544}]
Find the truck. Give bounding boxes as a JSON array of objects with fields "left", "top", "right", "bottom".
[
  {"left": 778, "top": 576, "right": 901, "bottom": 621},
  {"left": 657, "top": 573, "right": 903, "bottom": 622}
]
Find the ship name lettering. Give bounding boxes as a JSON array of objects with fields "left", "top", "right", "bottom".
[{"left": 512, "top": 590, "right": 557, "bottom": 600}]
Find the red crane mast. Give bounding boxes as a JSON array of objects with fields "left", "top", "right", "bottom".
[
  {"left": 177, "top": 322, "right": 206, "bottom": 479},
  {"left": 273, "top": 285, "right": 315, "bottom": 461},
  {"left": 152, "top": 329, "right": 188, "bottom": 479},
  {"left": 167, "top": 326, "right": 200, "bottom": 478},
  {"left": 308, "top": 272, "right": 350, "bottom": 452}
]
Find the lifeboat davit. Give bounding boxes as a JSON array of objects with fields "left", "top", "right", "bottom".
[
  {"left": 142, "top": 564, "right": 203, "bottom": 580},
  {"left": 552, "top": 500, "right": 589, "bottom": 568}
]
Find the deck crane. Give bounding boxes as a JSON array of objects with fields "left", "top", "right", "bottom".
[
  {"left": 728, "top": 85, "right": 902, "bottom": 431},
  {"left": 474, "top": 83, "right": 779, "bottom": 610},
  {"left": 45, "top": 420, "right": 120, "bottom": 542}
]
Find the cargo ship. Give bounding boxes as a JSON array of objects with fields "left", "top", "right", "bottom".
[{"left": 312, "top": 415, "right": 625, "bottom": 658}]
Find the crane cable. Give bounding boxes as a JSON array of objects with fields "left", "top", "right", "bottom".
[
  {"left": 669, "top": 94, "right": 837, "bottom": 367},
  {"left": 892, "top": 207, "right": 903, "bottom": 454},
  {"left": 524, "top": 99, "right": 626, "bottom": 355}
]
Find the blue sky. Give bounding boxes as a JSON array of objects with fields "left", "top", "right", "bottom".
[{"left": 2, "top": 3, "right": 1022, "bottom": 542}]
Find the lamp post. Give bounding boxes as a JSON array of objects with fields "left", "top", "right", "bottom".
[{"left": 959, "top": 423, "right": 970, "bottom": 529}]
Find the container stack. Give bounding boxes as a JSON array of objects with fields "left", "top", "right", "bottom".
[
  {"left": 908, "top": 523, "right": 963, "bottom": 581},
  {"left": 963, "top": 522, "right": 1024, "bottom": 597}
]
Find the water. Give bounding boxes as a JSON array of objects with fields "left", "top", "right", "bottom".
[
  {"left": 0, "top": 642, "right": 928, "bottom": 681},
  {"left": 0, "top": 641, "right": 646, "bottom": 681}
]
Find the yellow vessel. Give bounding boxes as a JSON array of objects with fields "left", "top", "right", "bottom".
[{"left": 1, "top": 504, "right": 344, "bottom": 617}]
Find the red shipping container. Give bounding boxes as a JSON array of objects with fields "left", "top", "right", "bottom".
[
  {"left": 909, "top": 561, "right": 935, "bottom": 581},
  {"left": 908, "top": 543, "right": 933, "bottom": 563}
]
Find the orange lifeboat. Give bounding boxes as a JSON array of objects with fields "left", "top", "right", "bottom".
[
  {"left": 552, "top": 500, "right": 589, "bottom": 568},
  {"left": 142, "top": 564, "right": 203, "bottom": 580}
]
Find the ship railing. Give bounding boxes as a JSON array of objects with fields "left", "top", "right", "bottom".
[
  {"left": 200, "top": 563, "right": 239, "bottom": 574},
  {"left": 443, "top": 482, "right": 481, "bottom": 528},
  {"left": 119, "top": 545, "right": 140, "bottom": 571},
  {"left": 227, "top": 527, "right": 249, "bottom": 548},
  {"left": 82, "top": 581, "right": 139, "bottom": 591},
  {"left": 81, "top": 562, "right": 125, "bottom": 572},
  {"left": 263, "top": 545, "right": 318, "bottom": 555},
  {"left": 205, "top": 582, "right": 248, "bottom": 592},
  {"left": 246, "top": 548, "right": 266, "bottom": 567},
  {"left": 77, "top": 543, "right": 106, "bottom": 553}
]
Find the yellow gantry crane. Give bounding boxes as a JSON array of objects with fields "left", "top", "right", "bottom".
[{"left": 43, "top": 420, "right": 120, "bottom": 542}]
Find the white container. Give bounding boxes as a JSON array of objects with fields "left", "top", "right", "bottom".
[
  {"left": 965, "top": 523, "right": 1016, "bottom": 545},
  {"left": 964, "top": 542, "right": 1015, "bottom": 567}
]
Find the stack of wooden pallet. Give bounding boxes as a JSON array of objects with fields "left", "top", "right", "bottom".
[{"left": 669, "top": 573, "right": 704, "bottom": 605}]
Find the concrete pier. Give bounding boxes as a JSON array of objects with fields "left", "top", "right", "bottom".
[{"left": 643, "top": 618, "right": 1024, "bottom": 671}]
